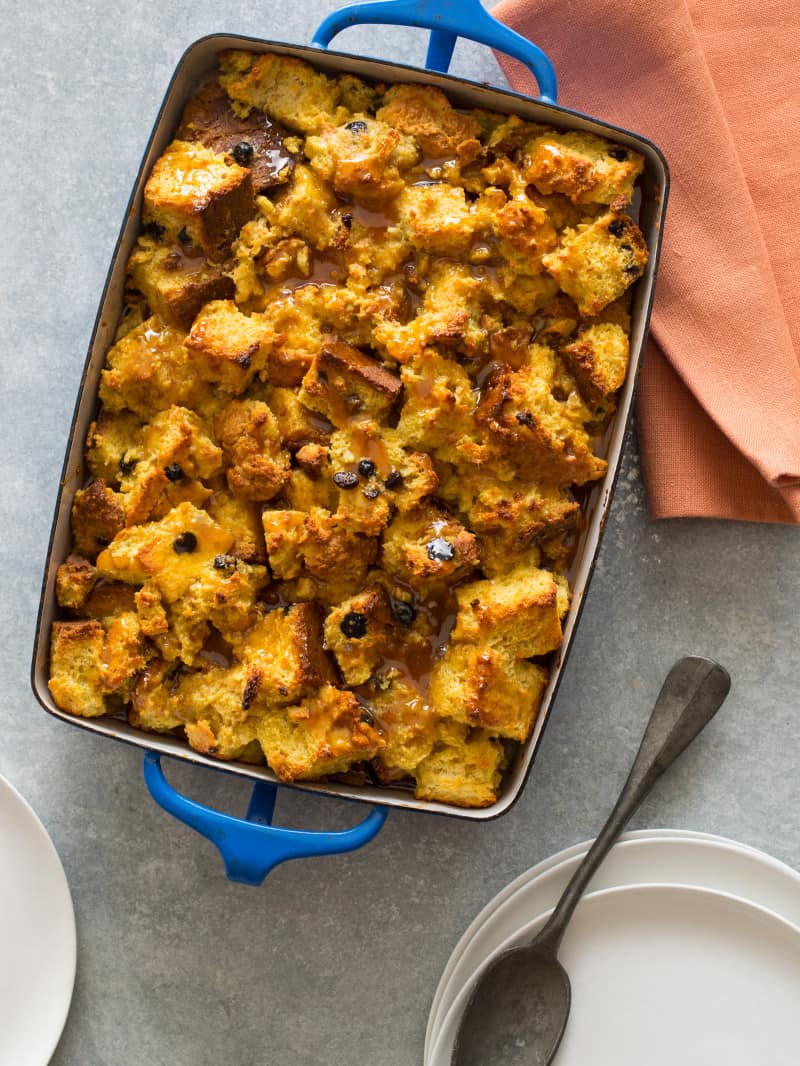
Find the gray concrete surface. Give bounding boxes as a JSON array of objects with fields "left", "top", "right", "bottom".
[{"left": 1, "top": 3, "right": 797, "bottom": 1064}]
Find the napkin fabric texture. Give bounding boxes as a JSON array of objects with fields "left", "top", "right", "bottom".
[{"left": 493, "top": 0, "right": 800, "bottom": 523}]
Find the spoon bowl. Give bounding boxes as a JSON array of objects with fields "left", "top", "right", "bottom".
[{"left": 453, "top": 947, "right": 570, "bottom": 1066}]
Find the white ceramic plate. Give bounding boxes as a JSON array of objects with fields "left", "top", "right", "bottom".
[
  {"left": 430, "top": 882, "right": 800, "bottom": 1066},
  {"left": 0, "top": 773, "right": 77, "bottom": 1065},
  {"left": 426, "top": 831, "right": 800, "bottom": 1062}
]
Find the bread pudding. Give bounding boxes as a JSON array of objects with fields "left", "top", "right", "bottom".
[{"left": 49, "top": 51, "right": 648, "bottom": 807}]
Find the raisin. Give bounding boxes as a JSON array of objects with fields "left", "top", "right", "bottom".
[
  {"left": 333, "top": 471, "right": 359, "bottom": 489},
  {"left": 608, "top": 219, "right": 626, "bottom": 237},
  {"left": 213, "top": 554, "right": 237, "bottom": 571},
  {"left": 340, "top": 612, "right": 368, "bottom": 638},
  {"left": 624, "top": 263, "right": 642, "bottom": 276},
  {"left": 515, "top": 410, "right": 535, "bottom": 428},
  {"left": 164, "top": 463, "right": 185, "bottom": 482},
  {"left": 385, "top": 470, "right": 403, "bottom": 489},
  {"left": 177, "top": 226, "right": 191, "bottom": 245},
  {"left": 342, "top": 213, "right": 353, "bottom": 230},
  {"left": 232, "top": 140, "right": 254, "bottom": 166},
  {"left": 118, "top": 456, "right": 137, "bottom": 476},
  {"left": 173, "top": 531, "right": 198, "bottom": 554},
  {"left": 95, "top": 535, "right": 110, "bottom": 548},
  {"left": 608, "top": 147, "right": 628, "bottom": 161},
  {"left": 358, "top": 459, "right": 377, "bottom": 478},
  {"left": 141, "top": 220, "right": 165, "bottom": 240},
  {"left": 391, "top": 599, "right": 416, "bottom": 627},
  {"left": 346, "top": 120, "right": 368, "bottom": 135},
  {"left": 362, "top": 486, "right": 380, "bottom": 500},
  {"left": 241, "top": 675, "right": 260, "bottom": 710},
  {"left": 426, "top": 538, "right": 455, "bottom": 562}
]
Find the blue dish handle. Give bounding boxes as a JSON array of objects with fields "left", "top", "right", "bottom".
[
  {"left": 143, "top": 752, "right": 388, "bottom": 886},
  {"left": 312, "top": 0, "right": 557, "bottom": 104}
]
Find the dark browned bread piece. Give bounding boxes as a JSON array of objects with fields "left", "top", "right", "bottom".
[{"left": 178, "top": 81, "right": 296, "bottom": 194}]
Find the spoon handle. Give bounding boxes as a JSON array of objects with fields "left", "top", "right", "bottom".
[{"left": 533, "top": 656, "right": 731, "bottom": 953}]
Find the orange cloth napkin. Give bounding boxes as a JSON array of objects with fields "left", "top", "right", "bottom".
[{"left": 493, "top": 0, "right": 800, "bottom": 522}]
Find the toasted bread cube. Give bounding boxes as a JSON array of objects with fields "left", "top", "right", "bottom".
[
  {"left": 451, "top": 566, "right": 567, "bottom": 660},
  {"left": 134, "top": 583, "right": 170, "bottom": 640},
  {"left": 336, "top": 72, "right": 382, "bottom": 114},
  {"left": 99, "top": 611, "right": 148, "bottom": 696},
  {"left": 294, "top": 444, "right": 330, "bottom": 477},
  {"left": 430, "top": 644, "right": 548, "bottom": 741},
  {"left": 49, "top": 620, "right": 107, "bottom": 717},
  {"left": 368, "top": 679, "right": 437, "bottom": 781},
  {"left": 233, "top": 602, "right": 333, "bottom": 708},
  {"left": 77, "top": 581, "right": 138, "bottom": 623},
  {"left": 185, "top": 300, "right": 268, "bottom": 392},
  {"left": 206, "top": 490, "right": 266, "bottom": 563},
  {"left": 246, "top": 286, "right": 329, "bottom": 386},
  {"left": 381, "top": 506, "right": 479, "bottom": 592},
  {"left": 132, "top": 405, "right": 221, "bottom": 482},
  {"left": 477, "top": 360, "right": 606, "bottom": 486},
  {"left": 71, "top": 479, "right": 125, "bottom": 560},
  {"left": 86, "top": 411, "right": 143, "bottom": 485},
  {"left": 175, "top": 558, "right": 268, "bottom": 656},
  {"left": 117, "top": 405, "right": 222, "bottom": 526},
  {"left": 523, "top": 131, "right": 644, "bottom": 205},
  {"left": 278, "top": 468, "right": 338, "bottom": 513},
  {"left": 128, "top": 238, "right": 234, "bottom": 329},
  {"left": 493, "top": 189, "right": 558, "bottom": 266},
  {"left": 214, "top": 399, "right": 290, "bottom": 502},
  {"left": 175, "top": 662, "right": 261, "bottom": 759},
  {"left": 265, "top": 386, "right": 331, "bottom": 450},
  {"left": 377, "top": 83, "right": 481, "bottom": 159},
  {"left": 396, "top": 352, "right": 481, "bottom": 465},
  {"left": 55, "top": 555, "right": 97, "bottom": 610},
  {"left": 440, "top": 470, "right": 579, "bottom": 577},
  {"left": 324, "top": 428, "right": 392, "bottom": 536},
  {"left": 143, "top": 140, "right": 253, "bottom": 260},
  {"left": 484, "top": 113, "right": 549, "bottom": 153},
  {"left": 413, "top": 723, "right": 505, "bottom": 807},
  {"left": 327, "top": 424, "right": 438, "bottom": 518},
  {"left": 298, "top": 338, "right": 402, "bottom": 428},
  {"left": 186, "top": 721, "right": 262, "bottom": 762},
  {"left": 260, "top": 163, "right": 342, "bottom": 253},
  {"left": 256, "top": 685, "right": 384, "bottom": 781},
  {"left": 100, "top": 316, "right": 214, "bottom": 420},
  {"left": 495, "top": 265, "right": 561, "bottom": 317},
  {"left": 374, "top": 260, "right": 489, "bottom": 363},
  {"left": 560, "top": 322, "right": 630, "bottom": 408},
  {"left": 324, "top": 586, "right": 400, "bottom": 685},
  {"left": 306, "top": 118, "right": 418, "bottom": 206},
  {"left": 131, "top": 660, "right": 259, "bottom": 757},
  {"left": 219, "top": 50, "right": 342, "bottom": 136},
  {"left": 178, "top": 80, "right": 295, "bottom": 193},
  {"left": 129, "top": 659, "right": 184, "bottom": 732},
  {"left": 241, "top": 608, "right": 330, "bottom": 703},
  {"left": 186, "top": 722, "right": 261, "bottom": 762},
  {"left": 542, "top": 212, "right": 648, "bottom": 316},
  {"left": 397, "top": 184, "right": 475, "bottom": 257},
  {"left": 96, "top": 501, "right": 233, "bottom": 603},
  {"left": 262, "top": 507, "right": 376, "bottom": 596}
]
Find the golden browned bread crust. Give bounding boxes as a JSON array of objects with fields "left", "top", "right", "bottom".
[{"left": 49, "top": 51, "right": 649, "bottom": 807}]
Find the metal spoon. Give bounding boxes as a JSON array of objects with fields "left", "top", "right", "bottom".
[{"left": 451, "top": 655, "right": 731, "bottom": 1066}]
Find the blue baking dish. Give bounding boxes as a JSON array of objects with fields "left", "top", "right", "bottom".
[{"left": 31, "top": 0, "right": 668, "bottom": 884}]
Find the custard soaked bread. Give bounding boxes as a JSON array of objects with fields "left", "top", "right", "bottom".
[{"left": 50, "top": 52, "right": 649, "bottom": 807}]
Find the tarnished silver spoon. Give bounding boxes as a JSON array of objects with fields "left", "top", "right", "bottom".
[{"left": 452, "top": 655, "right": 731, "bottom": 1066}]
